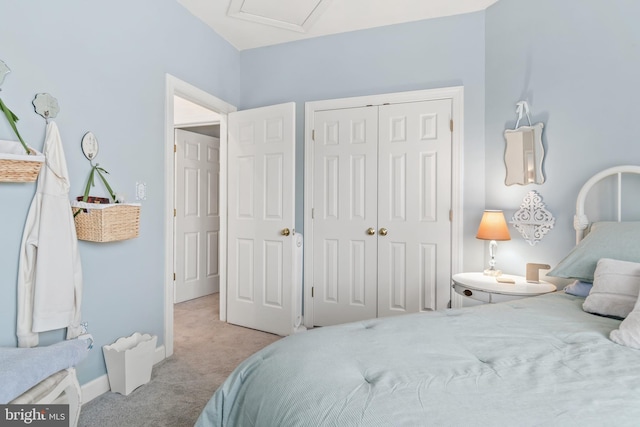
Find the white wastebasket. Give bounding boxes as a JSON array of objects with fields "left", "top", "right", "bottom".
[{"left": 103, "top": 332, "right": 157, "bottom": 395}]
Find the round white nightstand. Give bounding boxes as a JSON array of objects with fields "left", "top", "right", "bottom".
[{"left": 452, "top": 272, "right": 556, "bottom": 304}]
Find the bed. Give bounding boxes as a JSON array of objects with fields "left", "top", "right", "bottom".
[{"left": 196, "top": 165, "right": 640, "bottom": 427}]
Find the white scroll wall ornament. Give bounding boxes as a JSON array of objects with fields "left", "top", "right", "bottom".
[{"left": 510, "top": 190, "right": 554, "bottom": 246}]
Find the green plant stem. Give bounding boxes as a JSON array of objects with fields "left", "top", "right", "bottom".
[
  {"left": 94, "top": 166, "right": 117, "bottom": 201},
  {"left": 0, "top": 97, "right": 30, "bottom": 154},
  {"left": 74, "top": 164, "right": 118, "bottom": 218}
]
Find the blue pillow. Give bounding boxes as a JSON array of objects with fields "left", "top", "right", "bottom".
[
  {"left": 548, "top": 222, "right": 640, "bottom": 282},
  {"left": 563, "top": 280, "right": 592, "bottom": 297}
]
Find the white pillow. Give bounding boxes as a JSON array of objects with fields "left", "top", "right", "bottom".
[
  {"left": 611, "top": 295, "right": 640, "bottom": 349},
  {"left": 582, "top": 258, "right": 640, "bottom": 319}
]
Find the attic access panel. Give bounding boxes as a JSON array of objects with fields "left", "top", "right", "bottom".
[{"left": 227, "top": 0, "right": 331, "bottom": 33}]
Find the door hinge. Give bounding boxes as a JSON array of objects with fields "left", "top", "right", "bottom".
[
  {"left": 311, "top": 287, "right": 314, "bottom": 298},
  {"left": 174, "top": 208, "right": 177, "bottom": 217},
  {"left": 311, "top": 208, "right": 314, "bottom": 219},
  {"left": 449, "top": 209, "right": 453, "bottom": 222},
  {"left": 173, "top": 272, "right": 176, "bottom": 281},
  {"left": 450, "top": 119, "right": 453, "bottom": 132},
  {"left": 312, "top": 129, "right": 315, "bottom": 141},
  {"left": 174, "top": 144, "right": 177, "bottom": 153}
]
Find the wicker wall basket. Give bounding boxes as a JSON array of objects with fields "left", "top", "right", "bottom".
[
  {"left": 0, "top": 140, "right": 44, "bottom": 183},
  {"left": 71, "top": 201, "right": 141, "bottom": 242}
]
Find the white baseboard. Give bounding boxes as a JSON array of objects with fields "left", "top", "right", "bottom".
[
  {"left": 81, "top": 374, "right": 110, "bottom": 403},
  {"left": 153, "top": 344, "right": 166, "bottom": 364},
  {"left": 81, "top": 344, "right": 166, "bottom": 403}
]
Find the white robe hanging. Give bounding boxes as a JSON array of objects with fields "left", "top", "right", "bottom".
[{"left": 17, "top": 121, "right": 83, "bottom": 348}]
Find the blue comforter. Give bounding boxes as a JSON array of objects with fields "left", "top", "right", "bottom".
[{"left": 197, "top": 293, "right": 640, "bottom": 426}]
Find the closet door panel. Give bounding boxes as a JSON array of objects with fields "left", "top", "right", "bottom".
[
  {"left": 377, "top": 99, "right": 452, "bottom": 316},
  {"left": 312, "top": 107, "right": 378, "bottom": 326}
]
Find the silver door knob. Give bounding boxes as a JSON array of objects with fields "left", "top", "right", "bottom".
[{"left": 379, "top": 228, "right": 388, "bottom": 236}]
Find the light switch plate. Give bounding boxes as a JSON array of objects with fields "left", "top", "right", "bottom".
[{"left": 135, "top": 182, "right": 147, "bottom": 201}]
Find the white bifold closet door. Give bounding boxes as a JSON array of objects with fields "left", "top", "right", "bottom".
[
  {"left": 312, "top": 106, "right": 379, "bottom": 326},
  {"left": 376, "top": 100, "right": 452, "bottom": 317},
  {"left": 312, "top": 99, "right": 452, "bottom": 327}
]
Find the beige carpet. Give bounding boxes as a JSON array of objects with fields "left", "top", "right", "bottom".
[{"left": 79, "top": 293, "right": 280, "bottom": 427}]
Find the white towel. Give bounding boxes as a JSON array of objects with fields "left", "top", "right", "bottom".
[{"left": 17, "top": 122, "right": 83, "bottom": 348}]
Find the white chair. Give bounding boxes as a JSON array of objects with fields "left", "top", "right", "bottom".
[{"left": 9, "top": 368, "right": 82, "bottom": 427}]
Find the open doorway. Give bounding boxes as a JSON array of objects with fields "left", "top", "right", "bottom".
[
  {"left": 163, "top": 75, "right": 237, "bottom": 358},
  {"left": 173, "top": 97, "right": 221, "bottom": 303}
]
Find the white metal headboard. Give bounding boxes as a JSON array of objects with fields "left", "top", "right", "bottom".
[{"left": 574, "top": 165, "right": 640, "bottom": 243}]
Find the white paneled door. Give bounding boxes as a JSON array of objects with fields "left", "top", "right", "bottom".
[
  {"left": 377, "top": 99, "right": 452, "bottom": 316},
  {"left": 312, "top": 106, "right": 379, "bottom": 325},
  {"left": 312, "top": 99, "right": 452, "bottom": 326},
  {"left": 175, "top": 129, "right": 220, "bottom": 303},
  {"left": 227, "top": 103, "right": 296, "bottom": 336}
]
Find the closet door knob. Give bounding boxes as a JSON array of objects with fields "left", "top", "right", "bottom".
[
  {"left": 281, "top": 228, "right": 291, "bottom": 236},
  {"left": 379, "top": 228, "right": 388, "bottom": 236},
  {"left": 366, "top": 227, "right": 376, "bottom": 235}
]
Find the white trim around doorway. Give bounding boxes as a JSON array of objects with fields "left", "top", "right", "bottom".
[{"left": 164, "top": 74, "right": 237, "bottom": 358}]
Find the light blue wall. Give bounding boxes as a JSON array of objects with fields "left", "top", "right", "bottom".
[
  {"left": 239, "top": 12, "right": 487, "bottom": 272},
  {"left": 0, "top": 1, "right": 240, "bottom": 384},
  {"left": 485, "top": 0, "right": 640, "bottom": 279}
]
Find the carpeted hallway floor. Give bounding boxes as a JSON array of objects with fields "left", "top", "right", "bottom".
[{"left": 78, "top": 293, "right": 280, "bottom": 427}]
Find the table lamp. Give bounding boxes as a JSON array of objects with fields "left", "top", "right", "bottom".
[{"left": 476, "top": 210, "right": 511, "bottom": 276}]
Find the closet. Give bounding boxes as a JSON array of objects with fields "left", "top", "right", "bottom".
[{"left": 307, "top": 96, "right": 454, "bottom": 327}]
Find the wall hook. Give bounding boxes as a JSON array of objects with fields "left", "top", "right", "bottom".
[{"left": 33, "top": 93, "right": 59, "bottom": 122}]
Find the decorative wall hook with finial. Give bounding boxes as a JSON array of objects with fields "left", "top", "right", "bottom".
[
  {"left": 33, "top": 93, "right": 59, "bottom": 124},
  {"left": 81, "top": 131, "right": 99, "bottom": 161}
]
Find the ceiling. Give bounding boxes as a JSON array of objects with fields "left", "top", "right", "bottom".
[
  {"left": 174, "top": 96, "right": 220, "bottom": 126},
  {"left": 177, "top": 0, "right": 499, "bottom": 51}
]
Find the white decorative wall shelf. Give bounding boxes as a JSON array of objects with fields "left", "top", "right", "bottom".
[{"left": 510, "top": 190, "right": 554, "bottom": 246}]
